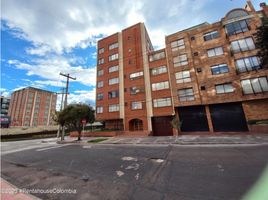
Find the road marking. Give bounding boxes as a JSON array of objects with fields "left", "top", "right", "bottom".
[
  {"left": 1, "top": 146, "right": 44, "bottom": 155},
  {"left": 36, "top": 144, "right": 70, "bottom": 152}
]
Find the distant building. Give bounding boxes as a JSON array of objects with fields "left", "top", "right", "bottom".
[
  {"left": 8, "top": 87, "right": 57, "bottom": 127},
  {"left": 95, "top": 1, "right": 268, "bottom": 135},
  {"left": 1, "top": 96, "right": 11, "bottom": 128}
]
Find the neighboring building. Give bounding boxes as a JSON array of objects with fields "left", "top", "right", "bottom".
[
  {"left": 96, "top": 1, "right": 268, "bottom": 135},
  {"left": 1, "top": 96, "right": 11, "bottom": 128},
  {"left": 8, "top": 87, "right": 57, "bottom": 127}
]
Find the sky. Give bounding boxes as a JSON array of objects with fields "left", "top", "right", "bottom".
[{"left": 0, "top": 0, "right": 264, "bottom": 108}]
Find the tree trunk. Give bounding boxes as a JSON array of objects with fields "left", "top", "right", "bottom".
[
  {"left": 78, "top": 131, "right": 81, "bottom": 141},
  {"left": 61, "top": 126, "right": 65, "bottom": 141}
]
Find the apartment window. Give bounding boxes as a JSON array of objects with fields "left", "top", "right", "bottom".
[
  {"left": 235, "top": 56, "right": 261, "bottom": 73},
  {"left": 241, "top": 77, "right": 268, "bottom": 94},
  {"left": 109, "top": 104, "right": 119, "bottom": 112},
  {"left": 173, "top": 54, "right": 188, "bottom": 67},
  {"left": 130, "top": 86, "right": 144, "bottom": 95},
  {"left": 109, "top": 65, "right": 119, "bottom": 73},
  {"left": 153, "top": 98, "right": 172, "bottom": 108},
  {"left": 109, "top": 42, "right": 119, "bottom": 50},
  {"left": 97, "top": 69, "right": 104, "bottom": 76},
  {"left": 108, "top": 90, "right": 119, "bottom": 99},
  {"left": 96, "top": 106, "right": 103, "bottom": 113},
  {"left": 152, "top": 81, "right": 169, "bottom": 91},
  {"left": 178, "top": 88, "right": 195, "bottom": 102},
  {"left": 203, "top": 31, "right": 220, "bottom": 41},
  {"left": 108, "top": 77, "right": 119, "bottom": 85},
  {"left": 131, "top": 101, "right": 142, "bottom": 110},
  {"left": 97, "top": 93, "right": 103, "bottom": 100},
  {"left": 216, "top": 83, "right": 234, "bottom": 94},
  {"left": 225, "top": 20, "right": 249, "bottom": 36},
  {"left": 175, "top": 70, "right": 191, "bottom": 83},
  {"left": 97, "top": 81, "right": 104, "bottom": 88},
  {"left": 98, "top": 48, "right": 104, "bottom": 54},
  {"left": 108, "top": 53, "right": 119, "bottom": 61},
  {"left": 211, "top": 64, "right": 229, "bottom": 75},
  {"left": 98, "top": 58, "right": 104, "bottom": 64},
  {"left": 130, "top": 71, "right": 143, "bottom": 80},
  {"left": 231, "top": 37, "right": 255, "bottom": 53},
  {"left": 207, "top": 47, "right": 224, "bottom": 57},
  {"left": 171, "top": 39, "right": 185, "bottom": 51},
  {"left": 149, "top": 51, "right": 165, "bottom": 62},
  {"left": 151, "top": 66, "right": 167, "bottom": 76}
]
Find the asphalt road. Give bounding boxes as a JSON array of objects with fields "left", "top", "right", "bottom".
[{"left": 1, "top": 140, "right": 268, "bottom": 200}]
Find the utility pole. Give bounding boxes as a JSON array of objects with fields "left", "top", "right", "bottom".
[
  {"left": 59, "top": 73, "right": 76, "bottom": 141},
  {"left": 56, "top": 88, "right": 66, "bottom": 138}
]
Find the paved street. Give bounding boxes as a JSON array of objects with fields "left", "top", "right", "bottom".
[{"left": 1, "top": 137, "right": 268, "bottom": 200}]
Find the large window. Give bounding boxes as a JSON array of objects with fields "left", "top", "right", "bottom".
[
  {"left": 97, "top": 93, "right": 103, "bottom": 100},
  {"left": 225, "top": 20, "right": 249, "bottom": 36},
  {"left": 97, "top": 81, "right": 103, "bottom": 88},
  {"left": 109, "top": 42, "right": 118, "bottom": 50},
  {"left": 151, "top": 65, "right": 167, "bottom": 76},
  {"left": 108, "top": 90, "right": 119, "bottom": 99},
  {"left": 152, "top": 81, "right": 169, "bottom": 91},
  {"left": 215, "top": 83, "right": 234, "bottom": 94},
  {"left": 173, "top": 54, "right": 188, "bottom": 67},
  {"left": 207, "top": 47, "right": 224, "bottom": 57},
  {"left": 96, "top": 106, "right": 103, "bottom": 113},
  {"left": 97, "top": 69, "right": 104, "bottom": 76},
  {"left": 231, "top": 37, "right": 255, "bottom": 53},
  {"left": 178, "top": 88, "right": 194, "bottom": 102},
  {"left": 109, "top": 104, "right": 119, "bottom": 112},
  {"left": 149, "top": 52, "right": 165, "bottom": 62},
  {"left": 175, "top": 70, "right": 191, "bottom": 83},
  {"left": 130, "top": 86, "right": 144, "bottom": 95},
  {"left": 153, "top": 98, "right": 172, "bottom": 108},
  {"left": 203, "top": 31, "right": 219, "bottom": 41},
  {"left": 241, "top": 77, "right": 268, "bottom": 94},
  {"left": 131, "top": 101, "right": 142, "bottom": 110},
  {"left": 211, "top": 64, "right": 229, "bottom": 75},
  {"left": 108, "top": 77, "right": 119, "bottom": 85},
  {"left": 109, "top": 65, "right": 119, "bottom": 73},
  {"left": 98, "top": 58, "right": 104, "bottom": 64},
  {"left": 235, "top": 56, "right": 261, "bottom": 73},
  {"left": 130, "top": 71, "right": 143, "bottom": 80},
  {"left": 109, "top": 53, "right": 119, "bottom": 61},
  {"left": 171, "top": 39, "right": 185, "bottom": 51}
]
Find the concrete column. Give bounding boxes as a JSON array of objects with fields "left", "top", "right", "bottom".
[{"left": 205, "top": 105, "right": 214, "bottom": 133}]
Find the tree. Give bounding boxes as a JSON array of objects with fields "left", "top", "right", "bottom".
[
  {"left": 54, "top": 104, "right": 95, "bottom": 141},
  {"left": 255, "top": 17, "right": 268, "bottom": 68}
]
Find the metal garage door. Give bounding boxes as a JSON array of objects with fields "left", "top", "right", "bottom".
[
  {"left": 178, "top": 106, "right": 209, "bottom": 132},
  {"left": 152, "top": 116, "right": 173, "bottom": 136},
  {"left": 209, "top": 103, "right": 248, "bottom": 132}
]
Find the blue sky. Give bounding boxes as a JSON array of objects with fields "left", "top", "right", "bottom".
[{"left": 0, "top": 0, "right": 264, "bottom": 108}]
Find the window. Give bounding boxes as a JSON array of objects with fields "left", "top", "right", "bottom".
[
  {"left": 109, "top": 104, "right": 119, "bottom": 112},
  {"left": 109, "top": 53, "right": 119, "bottom": 61},
  {"left": 216, "top": 83, "right": 234, "bottom": 94},
  {"left": 97, "top": 81, "right": 104, "bottom": 88},
  {"left": 130, "top": 86, "right": 144, "bottom": 95},
  {"left": 173, "top": 54, "right": 188, "bottom": 67},
  {"left": 171, "top": 39, "right": 185, "bottom": 51},
  {"left": 108, "top": 90, "right": 119, "bottom": 99},
  {"left": 225, "top": 20, "right": 249, "bottom": 36},
  {"left": 97, "top": 69, "right": 104, "bottom": 76},
  {"left": 178, "top": 88, "right": 194, "bottom": 102},
  {"left": 96, "top": 107, "right": 103, "bottom": 113},
  {"left": 175, "top": 71, "right": 191, "bottom": 83},
  {"left": 130, "top": 71, "right": 143, "bottom": 80},
  {"left": 109, "top": 42, "right": 118, "bottom": 50},
  {"left": 149, "top": 51, "right": 165, "bottom": 62},
  {"left": 97, "top": 93, "right": 103, "bottom": 100},
  {"left": 151, "top": 66, "right": 167, "bottom": 76},
  {"left": 131, "top": 101, "right": 142, "bottom": 110},
  {"left": 153, "top": 98, "right": 172, "bottom": 108},
  {"left": 231, "top": 37, "right": 255, "bottom": 53},
  {"left": 241, "top": 77, "right": 268, "bottom": 94},
  {"left": 203, "top": 31, "right": 220, "bottom": 41},
  {"left": 98, "top": 48, "right": 104, "bottom": 54},
  {"left": 152, "top": 81, "right": 169, "bottom": 91},
  {"left": 98, "top": 58, "right": 104, "bottom": 64},
  {"left": 211, "top": 64, "right": 229, "bottom": 75},
  {"left": 207, "top": 47, "right": 224, "bottom": 57},
  {"left": 235, "top": 56, "right": 261, "bottom": 73},
  {"left": 109, "top": 65, "right": 119, "bottom": 73},
  {"left": 108, "top": 77, "right": 119, "bottom": 85}
]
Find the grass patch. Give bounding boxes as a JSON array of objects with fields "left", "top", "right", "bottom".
[{"left": 87, "top": 138, "right": 108, "bottom": 143}]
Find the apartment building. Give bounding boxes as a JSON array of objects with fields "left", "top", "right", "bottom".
[
  {"left": 8, "top": 87, "right": 57, "bottom": 127},
  {"left": 1, "top": 96, "right": 10, "bottom": 116},
  {"left": 96, "top": 1, "right": 268, "bottom": 135}
]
